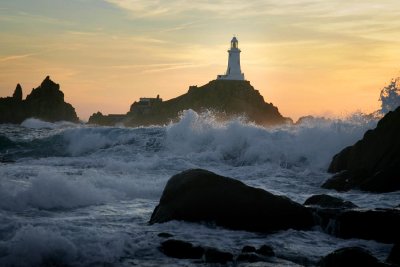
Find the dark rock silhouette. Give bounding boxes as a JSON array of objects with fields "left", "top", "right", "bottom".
[
  {"left": 0, "top": 84, "right": 26, "bottom": 123},
  {"left": 314, "top": 208, "right": 400, "bottom": 244},
  {"left": 304, "top": 194, "right": 357, "bottom": 209},
  {"left": 89, "top": 80, "right": 290, "bottom": 126},
  {"left": 318, "top": 247, "right": 385, "bottom": 267},
  {"left": 204, "top": 248, "right": 233, "bottom": 264},
  {"left": 323, "top": 106, "right": 400, "bottom": 193},
  {"left": 159, "top": 239, "right": 204, "bottom": 259},
  {"left": 24, "top": 76, "right": 79, "bottom": 122},
  {"left": 387, "top": 244, "right": 399, "bottom": 265},
  {"left": 159, "top": 239, "right": 234, "bottom": 263},
  {"left": 0, "top": 76, "right": 79, "bottom": 124},
  {"left": 12, "top": 84, "right": 23, "bottom": 101},
  {"left": 257, "top": 245, "right": 275, "bottom": 257},
  {"left": 149, "top": 169, "right": 314, "bottom": 232}
]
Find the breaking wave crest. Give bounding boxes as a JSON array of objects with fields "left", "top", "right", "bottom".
[{"left": 165, "top": 110, "right": 377, "bottom": 169}]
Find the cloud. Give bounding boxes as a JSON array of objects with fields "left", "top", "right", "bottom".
[
  {"left": 103, "top": 0, "right": 399, "bottom": 18},
  {"left": 0, "top": 53, "right": 35, "bottom": 62},
  {"left": 109, "top": 62, "right": 203, "bottom": 73}
]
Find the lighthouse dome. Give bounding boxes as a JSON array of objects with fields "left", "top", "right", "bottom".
[{"left": 231, "top": 37, "right": 238, "bottom": 49}]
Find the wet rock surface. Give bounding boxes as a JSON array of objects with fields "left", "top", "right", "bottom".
[{"left": 150, "top": 169, "right": 314, "bottom": 233}]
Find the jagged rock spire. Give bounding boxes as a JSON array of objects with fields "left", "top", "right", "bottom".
[{"left": 12, "top": 84, "right": 23, "bottom": 101}]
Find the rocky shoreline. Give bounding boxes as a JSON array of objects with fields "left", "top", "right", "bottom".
[{"left": 150, "top": 169, "right": 399, "bottom": 266}]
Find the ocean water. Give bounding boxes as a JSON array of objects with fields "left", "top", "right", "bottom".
[{"left": 0, "top": 110, "right": 398, "bottom": 266}]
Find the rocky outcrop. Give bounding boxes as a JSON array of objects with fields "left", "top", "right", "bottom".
[
  {"left": 304, "top": 194, "right": 357, "bottom": 209},
  {"left": 150, "top": 169, "right": 314, "bottom": 232},
  {"left": 0, "top": 84, "right": 26, "bottom": 123},
  {"left": 318, "top": 247, "right": 386, "bottom": 267},
  {"left": 0, "top": 76, "right": 79, "bottom": 124},
  {"left": 12, "top": 84, "right": 23, "bottom": 101},
  {"left": 24, "top": 76, "right": 79, "bottom": 122},
  {"left": 89, "top": 79, "right": 290, "bottom": 127},
  {"left": 323, "top": 106, "right": 400, "bottom": 193}
]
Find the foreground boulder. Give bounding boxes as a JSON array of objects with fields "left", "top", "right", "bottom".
[
  {"left": 304, "top": 194, "right": 357, "bottom": 209},
  {"left": 387, "top": 244, "right": 400, "bottom": 265},
  {"left": 314, "top": 208, "right": 400, "bottom": 243},
  {"left": 159, "top": 239, "right": 233, "bottom": 263},
  {"left": 159, "top": 239, "right": 204, "bottom": 259},
  {"left": 323, "top": 106, "right": 400, "bottom": 193},
  {"left": 150, "top": 169, "right": 314, "bottom": 232},
  {"left": 318, "top": 247, "right": 385, "bottom": 267}
]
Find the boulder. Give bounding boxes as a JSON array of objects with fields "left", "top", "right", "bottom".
[
  {"left": 256, "top": 245, "right": 275, "bottom": 257},
  {"left": 324, "top": 106, "right": 400, "bottom": 193},
  {"left": 150, "top": 169, "right": 314, "bottom": 233},
  {"left": 204, "top": 248, "right": 233, "bottom": 264},
  {"left": 159, "top": 239, "right": 233, "bottom": 263},
  {"left": 159, "top": 239, "right": 204, "bottom": 259},
  {"left": 314, "top": 208, "right": 400, "bottom": 244},
  {"left": 304, "top": 194, "right": 357, "bottom": 209},
  {"left": 318, "top": 247, "right": 385, "bottom": 267}
]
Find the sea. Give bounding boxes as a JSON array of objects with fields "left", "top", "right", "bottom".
[{"left": 0, "top": 109, "right": 399, "bottom": 267}]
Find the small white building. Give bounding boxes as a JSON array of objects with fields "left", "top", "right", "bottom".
[{"left": 217, "top": 37, "right": 245, "bottom": 81}]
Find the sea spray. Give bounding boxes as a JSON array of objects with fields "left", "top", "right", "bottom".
[
  {"left": 165, "top": 109, "right": 376, "bottom": 170},
  {"left": 0, "top": 112, "right": 396, "bottom": 267}
]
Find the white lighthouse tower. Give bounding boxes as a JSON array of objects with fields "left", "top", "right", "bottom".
[{"left": 217, "top": 36, "right": 245, "bottom": 80}]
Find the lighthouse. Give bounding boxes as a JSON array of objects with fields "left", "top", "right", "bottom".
[{"left": 217, "top": 37, "right": 245, "bottom": 81}]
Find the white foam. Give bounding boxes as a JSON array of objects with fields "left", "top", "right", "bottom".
[
  {"left": 21, "top": 118, "right": 78, "bottom": 129},
  {"left": 165, "top": 110, "right": 376, "bottom": 170},
  {"left": 0, "top": 166, "right": 164, "bottom": 211}
]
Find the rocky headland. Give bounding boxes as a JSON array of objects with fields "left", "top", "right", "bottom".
[
  {"left": 89, "top": 79, "right": 290, "bottom": 127},
  {"left": 0, "top": 76, "right": 79, "bottom": 124}
]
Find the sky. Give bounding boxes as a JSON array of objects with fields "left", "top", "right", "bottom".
[{"left": 1, "top": 0, "right": 400, "bottom": 121}]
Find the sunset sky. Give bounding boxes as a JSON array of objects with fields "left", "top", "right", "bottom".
[{"left": 1, "top": 0, "right": 400, "bottom": 121}]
